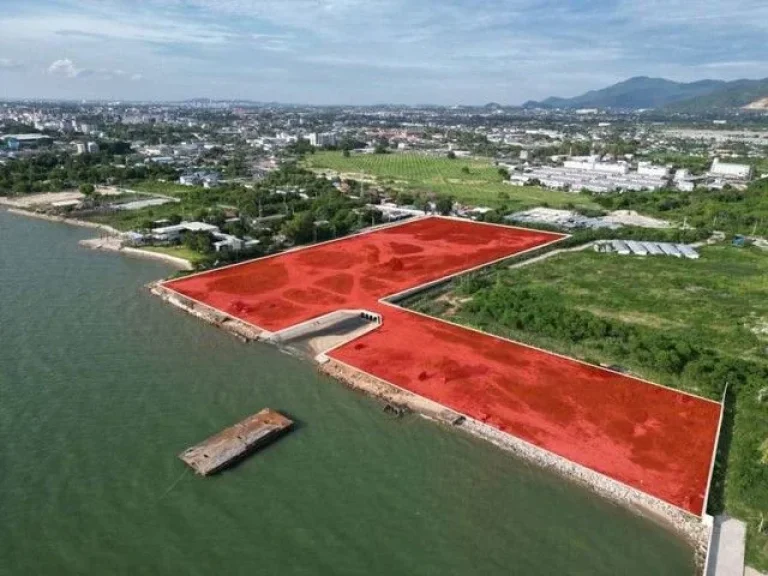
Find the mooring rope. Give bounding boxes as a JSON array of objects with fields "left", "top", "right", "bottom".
[{"left": 157, "top": 468, "right": 189, "bottom": 502}]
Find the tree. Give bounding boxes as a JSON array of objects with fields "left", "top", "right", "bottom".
[
  {"left": 461, "top": 166, "right": 470, "bottom": 174},
  {"left": 447, "top": 151, "right": 456, "bottom": 159},
  {"left": 183, "top": 231, "right": 214, "bottom": 253},
  {"left": 79, "top": 183, "right": 95, "bottom": 196},
  {"left": 281, "top": 211, "right": 315, "bottom": 244},
  {"left": 342, "top": 149, "right": 351, "bottom": 158},
  {"left": 436, "top": 195, "right": 454, "bottom": 215},
  {"left": 396, "top": 192, "right": 415, "bottom": 206}
]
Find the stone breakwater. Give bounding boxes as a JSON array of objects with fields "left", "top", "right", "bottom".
[
  {"left": 151, "top": 281, "right": 711, "bottom": 572},
  {"left": 317, "top": 357, "right": 711, "bottom": 571},
  {"left": 149, "top": 284, "right": 267, "bottom": 342},
  {"left": 4, "top": 207, "right": 121, "bottom": 234}
]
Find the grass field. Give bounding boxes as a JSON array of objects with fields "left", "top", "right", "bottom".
[
  {"left": 140, "top": 245, "right": 206, "bottom": 265},
  {"left": 304, "top": 151, "right": 599, "bottom": 210},
  {"left": 409, "top": 244, "right": 768, "bottom": 570},
  {"left": 130, "top": 180, "right": 200, "bottom": 197},
  {"left": 498, "top": 246, "right": 768, "bottom": 366},
  {"left": 86, "top": 202, "right": 187, "bottom": 231}
]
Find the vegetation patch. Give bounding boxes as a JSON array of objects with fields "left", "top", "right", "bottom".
[
  {"left": 593, "top": 177, "right": 768, "bottom": 237},
  {"left": 403, "top": 243, "right": 768, "bottom": 570},
  {"left": 305, "top": 151, "right": 599, "bottom": 210}
]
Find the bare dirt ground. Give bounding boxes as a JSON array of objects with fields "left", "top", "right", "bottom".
[
  {"left": 0, "top": 191, "right": 84, "bottom": 208},
  {"left": 604, "top": 210, "right": 672, "bottom": 229}
]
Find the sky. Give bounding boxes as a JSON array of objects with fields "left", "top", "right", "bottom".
[{"left": 0, "top": 0, "right": 767, "bottom": 105}]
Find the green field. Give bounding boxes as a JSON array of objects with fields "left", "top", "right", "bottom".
[
  {"left": 130, "top": 180, "right": 203, "bottom": 197},
  {"left": 406, "top": 244, "right": 768, "bottom": 570},
  {"left": 499, "top": 246, "right": 768, "bottom": 366},
  {"left": 86, "top": 202, "right": 188, "bottom": 231},
  {"left": 140, "top": 245, "right": 206, "bottom": 265},
  {"left": 304, "top": 151, "right": 599, "bottom": 210}
]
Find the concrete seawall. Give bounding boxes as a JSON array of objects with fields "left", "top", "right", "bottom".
[
  {"left": 150, "top": 284, "right": 268, "bottom": 342},
  {"left": 317, "top": 357, "right": 711, "bottom": 569}
]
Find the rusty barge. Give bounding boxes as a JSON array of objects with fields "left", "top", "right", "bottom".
[{"left": 180, "top": 408, "right": 293, "bottom": 475}]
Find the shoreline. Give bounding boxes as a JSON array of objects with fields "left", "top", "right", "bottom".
[
  {"left": 5, "top": 203, "right": 713, "bottom": 572},
  {"left": 3, "top": 207, "right": 193, "bottom": 270},
  {"left": 318, "top": 357, "right": 710, "bottom": 566},
  {"left": 79, "top": 237, "right": 193, "bottom": 270},
  {"left": 150, "top": 281, "right": 710, "bottom": 571},
  {"left": 4, "top": 206, "right": 122, "bottom": 234}
]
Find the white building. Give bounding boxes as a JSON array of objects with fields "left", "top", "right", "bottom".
[
  {"left": 709, "top": 158, "right": 752, "bottom": 181},
  {"left": 637, "top": 162, "right": 670, "bottom": 178},
  {"left": 213, "top": 234, "right": 244, "bottom": 253},
  {"left": 152, "top": 221, "right": 220, "bottom": 242},
  {"left": 74, "top": 142, "right": 87, "bottom": 155},
  {"left": 509, "top": 159, "right": 669, "bottom": 194},
  {"left": 308, "top": 132, "right": 338, "bottom": 148},
  {"left": 563, "top": 157, "right": 630, "bottom": 175},
  {"left": 179, "top": 171, "right": 220, "bottom": 188},
  {"left": 86, "top": 141, "right": 99, "bottom": 154}
]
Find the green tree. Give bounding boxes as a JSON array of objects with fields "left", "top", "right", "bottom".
[
  {"left": 436, "top": 195, "right": 454, "bottom": 215},
  {"left": 79, "top": 183, "right": 95, "bottom": 196},
  {"left": 183, "top": 231, "right": 214, "bottom": 253},
  {"left": 281, "top": 211, "right": 315, "bottom": 244}
]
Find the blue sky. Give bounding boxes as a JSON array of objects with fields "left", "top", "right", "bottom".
[{"left": 1, "top": 0, "right": 767, "bottom": 104}]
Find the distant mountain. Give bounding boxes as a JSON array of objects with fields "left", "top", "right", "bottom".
[
  {"left": 523, "top": 76, "right": 768, "bottom": 111},
  {"left": 665, "top": 78, "right": 768, "bottom": 112}
]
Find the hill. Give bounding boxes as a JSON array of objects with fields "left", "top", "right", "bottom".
[
  {"left": 666, "top": 78, "right": 768, "bottom": 112},
  {"left": 523, "top": 75, "right": 768, "bottom": 111}
]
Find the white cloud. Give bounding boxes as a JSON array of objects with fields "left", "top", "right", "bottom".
[
  {"left": 47, "top": 58, "right": 142, "bottom": 81},
  {"left": 0, "top": 13, "right": 235, "bottom": 47},
  {"left": 0, "top": 57, "right": 22, "bottom": 69},
  {"left": 48, "top": 58, "right": 83, "bottom": 78},
  {"left": 3, "top": 0, "right": 767, "bottom": 103}
]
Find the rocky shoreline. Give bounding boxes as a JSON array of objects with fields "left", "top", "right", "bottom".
[
  {"left": 3, "top": 207, "right": 194, "bottom": 270},
  {"left": 4, "top": 206, "right": 122, "bottom": 234},
  {"left": 318, "top": 357, "right": 710, "bottom": 569},
  {"left": 149, "top": 283, "right": 268, "bottom": 342}
]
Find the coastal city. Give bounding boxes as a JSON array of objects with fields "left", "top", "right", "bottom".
[
  {"left": 2, "top": 2, "right": 768, "bottom": 576},
  {"left": 1, "top": 101, "right": 766, "bottom": 266}
]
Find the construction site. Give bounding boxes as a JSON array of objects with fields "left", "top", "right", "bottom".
[{"left": 153, "top": 216, "right": 724, "bottom": 553}]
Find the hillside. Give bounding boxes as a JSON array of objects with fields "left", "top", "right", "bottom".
[
  {"left": 745, "top": 97, "right": 768, "bottom": 110},
  {"left": 524, "top": 75, "right": 768, "bottom": 111},
  {"left": 666, "top": 78, "right": 768, "bottom": 112}
]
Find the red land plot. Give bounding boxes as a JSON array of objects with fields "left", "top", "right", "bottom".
[
  {"left": 163, "top": 216, "right": 721, "bottom": 516},
  {"left": 164, "top": 217, "right": 561, "bottom": 332}
]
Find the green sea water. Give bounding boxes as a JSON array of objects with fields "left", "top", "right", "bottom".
[{"left": 0, "top": 209, "right": 695, "bottom": 575}]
